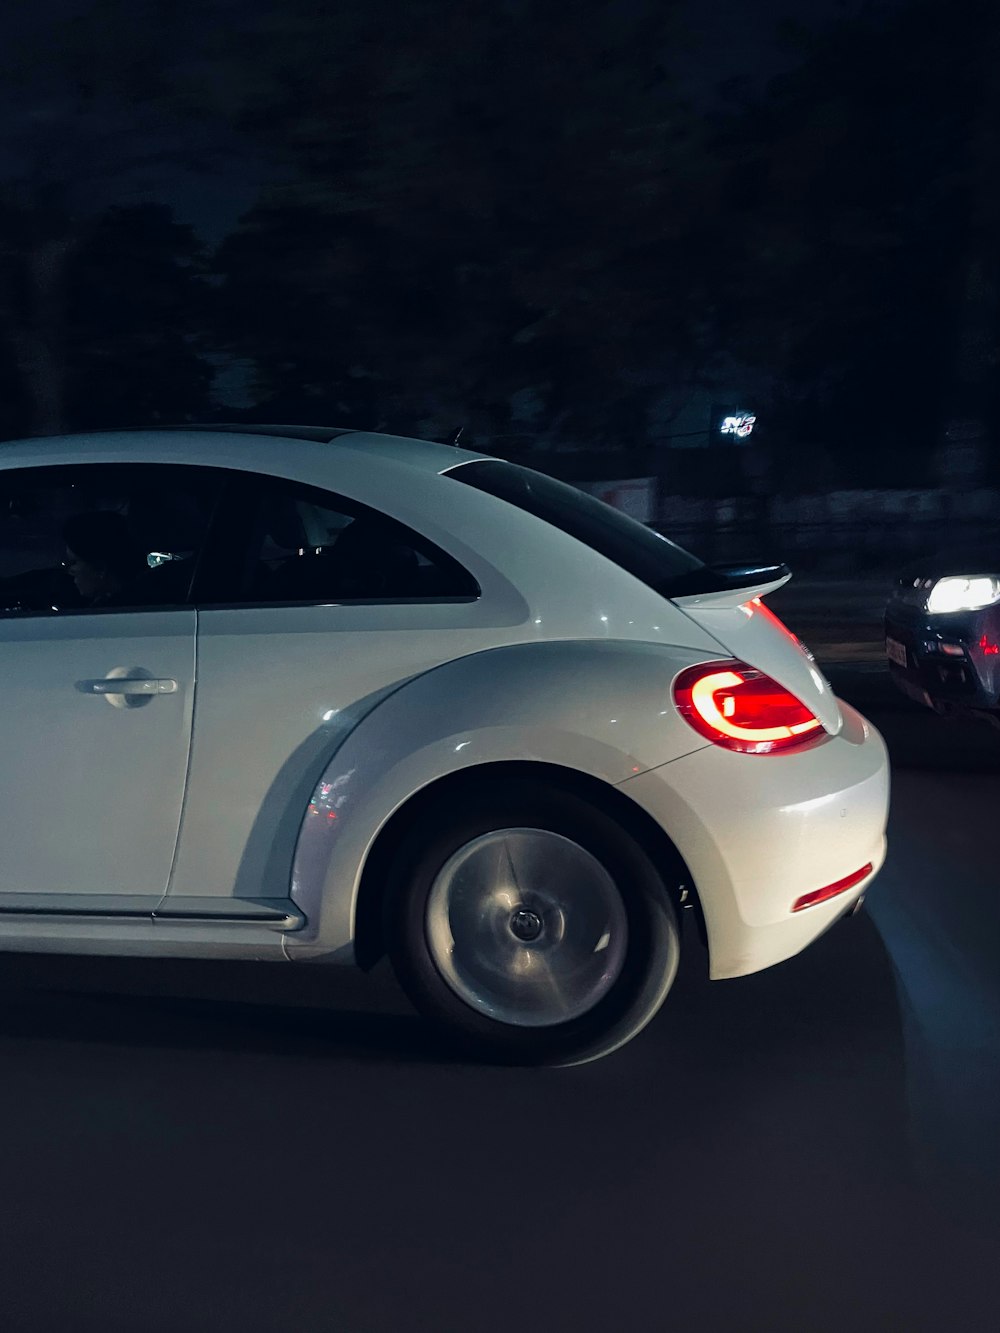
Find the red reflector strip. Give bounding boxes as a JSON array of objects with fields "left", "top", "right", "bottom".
[{"left": 791, "top": 863, "right": 873, "bottom": 913}]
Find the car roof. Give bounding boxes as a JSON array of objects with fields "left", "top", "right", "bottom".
[{"left": 0, "top": 424, "right": 493, "bottom": 477}]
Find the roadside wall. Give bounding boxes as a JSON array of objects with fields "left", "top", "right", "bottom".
[{"left": 652, "top": 488, "right": 1000, "bottom": 574}]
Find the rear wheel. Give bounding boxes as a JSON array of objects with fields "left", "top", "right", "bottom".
[{"left": 384, "top": 782, "right": 681, "bottom": 1066}]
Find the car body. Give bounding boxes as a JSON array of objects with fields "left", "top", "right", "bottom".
[
  {"left": 885, "top": 554, "right": 1000, "bottom": 724},
  {"left": 0, "top": 425, "right": 889, "bottom": 1063}
]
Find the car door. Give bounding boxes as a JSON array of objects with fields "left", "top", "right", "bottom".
[
  {"left": 0, "top": 462, "right": 220, "bottom": 913},
  {"left": 162, "top": 468, "right": 495, "bottom": 914}
]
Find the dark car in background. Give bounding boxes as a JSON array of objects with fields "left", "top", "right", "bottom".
[{"left": 885, "top": 554, "right": 1000, "bottom": 725}]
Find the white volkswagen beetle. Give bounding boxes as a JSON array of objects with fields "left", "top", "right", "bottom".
[{"left": 0, "top": 425, "right": 889, "bottom": 1064}]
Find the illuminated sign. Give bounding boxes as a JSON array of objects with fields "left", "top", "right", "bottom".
[{"left": 720, "top": 413, "right": 756, "bottom": 439}]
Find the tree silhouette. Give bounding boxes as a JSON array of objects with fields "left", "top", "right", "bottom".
[
  {"left": 0, "top": 0, "right": 246, "bottom": 435},
  {"left": 210, "top": 0, "right": 721, "bottom": 450},
  {"left": 708, "top": 0, "right": 993, "bottom": 486}
]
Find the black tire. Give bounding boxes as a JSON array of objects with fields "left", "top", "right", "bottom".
[{"left": 384, "top": 781, "right": 681, "bottom": 1066}]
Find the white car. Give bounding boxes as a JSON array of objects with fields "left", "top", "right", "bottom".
[{"left": 0, "top": 425, "right": 889, "bottom": 1064}]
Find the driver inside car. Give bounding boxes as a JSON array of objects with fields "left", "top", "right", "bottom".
[{"left": 61, "top": 511, "right": 148, "bottom": 607}]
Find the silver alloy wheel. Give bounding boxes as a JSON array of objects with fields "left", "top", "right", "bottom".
[{"left": 424, "top": 827, "right": 629, "bottom": 1027}]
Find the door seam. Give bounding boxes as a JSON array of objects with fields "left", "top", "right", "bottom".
[{"left": 155, "top": 607, "right": 199, "bottom": 913}]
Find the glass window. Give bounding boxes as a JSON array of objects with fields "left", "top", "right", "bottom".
[
  {"left": 199, "top": 475, "right": 479, "bottom": 605},
  {"left": 0, "top": 464, "right": 224, "bottom": 617},
  {"left": 445, "top": 459, "right": 708, "bottom": 595}
]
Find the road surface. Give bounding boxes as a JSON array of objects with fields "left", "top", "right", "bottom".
[{"left": 0, "top": 667, "right": 996, "bottom": 1332}]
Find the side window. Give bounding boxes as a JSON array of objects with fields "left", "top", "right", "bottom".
[
  {"left": 0, "top": 464, "right": 223, "bottom": 617},
  {"left": 205, "top": 476, "right": 479, "bottom": 605}
]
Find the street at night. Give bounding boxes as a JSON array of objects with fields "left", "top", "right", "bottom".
[
  {"left": 0, "top": 662, "right": 997, "bottom": 1333},
  {"left": 3, "top": 1, "right": 1000, "bottom": 1328}
]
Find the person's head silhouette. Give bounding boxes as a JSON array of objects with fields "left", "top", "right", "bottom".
[{"left": 62, "top": 512, "right": 144, "bottom": 605}]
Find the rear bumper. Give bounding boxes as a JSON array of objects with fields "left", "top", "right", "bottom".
[{"left": 619, "top": 701, "right": 889, "bottom": 979}]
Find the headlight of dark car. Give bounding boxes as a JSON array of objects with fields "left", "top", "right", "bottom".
[{"left": 925, "top": 575, "right": 1000, "bottom": 614}]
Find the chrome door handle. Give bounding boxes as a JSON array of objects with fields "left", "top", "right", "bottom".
[
  {"left": 77, "top": 670, "right": 180, "bottom": 709},
  {"left": 83, "top": 678, "right": 178, "bottom": 696}
]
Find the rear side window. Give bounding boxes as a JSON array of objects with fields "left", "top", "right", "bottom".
[
  {"left": 447, "top": 459, "right": 705, "bottom": 594},
  {"left": 200, "top": 475, "right": 480, "bottom": 605}
]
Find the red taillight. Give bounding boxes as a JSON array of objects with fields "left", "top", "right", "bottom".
[
  {"left": 792, "top": 863, "right": 873, "bottom": 912},
  {"left": 673, "top": 660, "right": 824, "bottom": 754}
]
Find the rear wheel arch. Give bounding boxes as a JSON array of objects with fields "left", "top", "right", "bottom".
[{"left": 352, "top": 759, "right": 704, "bottom": 972}]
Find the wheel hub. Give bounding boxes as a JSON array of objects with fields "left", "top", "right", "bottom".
[
  {"left": 509, "top": 908, "right": 543, "bottom": 941},
  {"left": 424, "top": 827, "right": 629, "bottom": 1027}
]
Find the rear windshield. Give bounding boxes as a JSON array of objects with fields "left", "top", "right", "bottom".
[{"left": 446, "top": 458, "right": 707, "bottom": 595}]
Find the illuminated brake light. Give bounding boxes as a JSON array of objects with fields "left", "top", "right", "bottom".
[
  {"left": 673, "top": 661, "right": 824, "bottom": 754},
  {"left": 792, "top": 863, "right": 873, "bottom": 912}
]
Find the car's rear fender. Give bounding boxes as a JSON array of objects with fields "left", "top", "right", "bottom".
[
  {"left": 285, "top": 638, "right": 714, "bottom": 957},
  {"left": 674, "top": 594, "right": 843, "bottom": 735}
]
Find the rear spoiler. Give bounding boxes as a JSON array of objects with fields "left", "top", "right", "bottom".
[{"left": 666, "top": 563, "right": 792, "bottom": 609}]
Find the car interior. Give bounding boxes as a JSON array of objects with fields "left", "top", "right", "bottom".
[{"left": 0, "top": 468, "right": 477, "bottom": 614}]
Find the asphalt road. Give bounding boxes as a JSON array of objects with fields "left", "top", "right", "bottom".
[{"left": 0, "top": 669, "right": 998, "bottom": 1333}]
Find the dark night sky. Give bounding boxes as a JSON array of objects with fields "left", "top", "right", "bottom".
[
  {"left": 0, "top": 0, "right": 870, "bottom": 239},
  {"left": 0, "top": 1, "right": 865, "bottom": 86},
  {"left": 0, "top": 0, "right": 864, "bottom": 226},
  {"left": 678, "top": 0, "right": 867, "bottom": 92},
  {"left": 0, "top": 0, "right": 890, "bottom": 283},
  {"left": 0, "top": 0, "right": 977, "bottom": 474}
]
